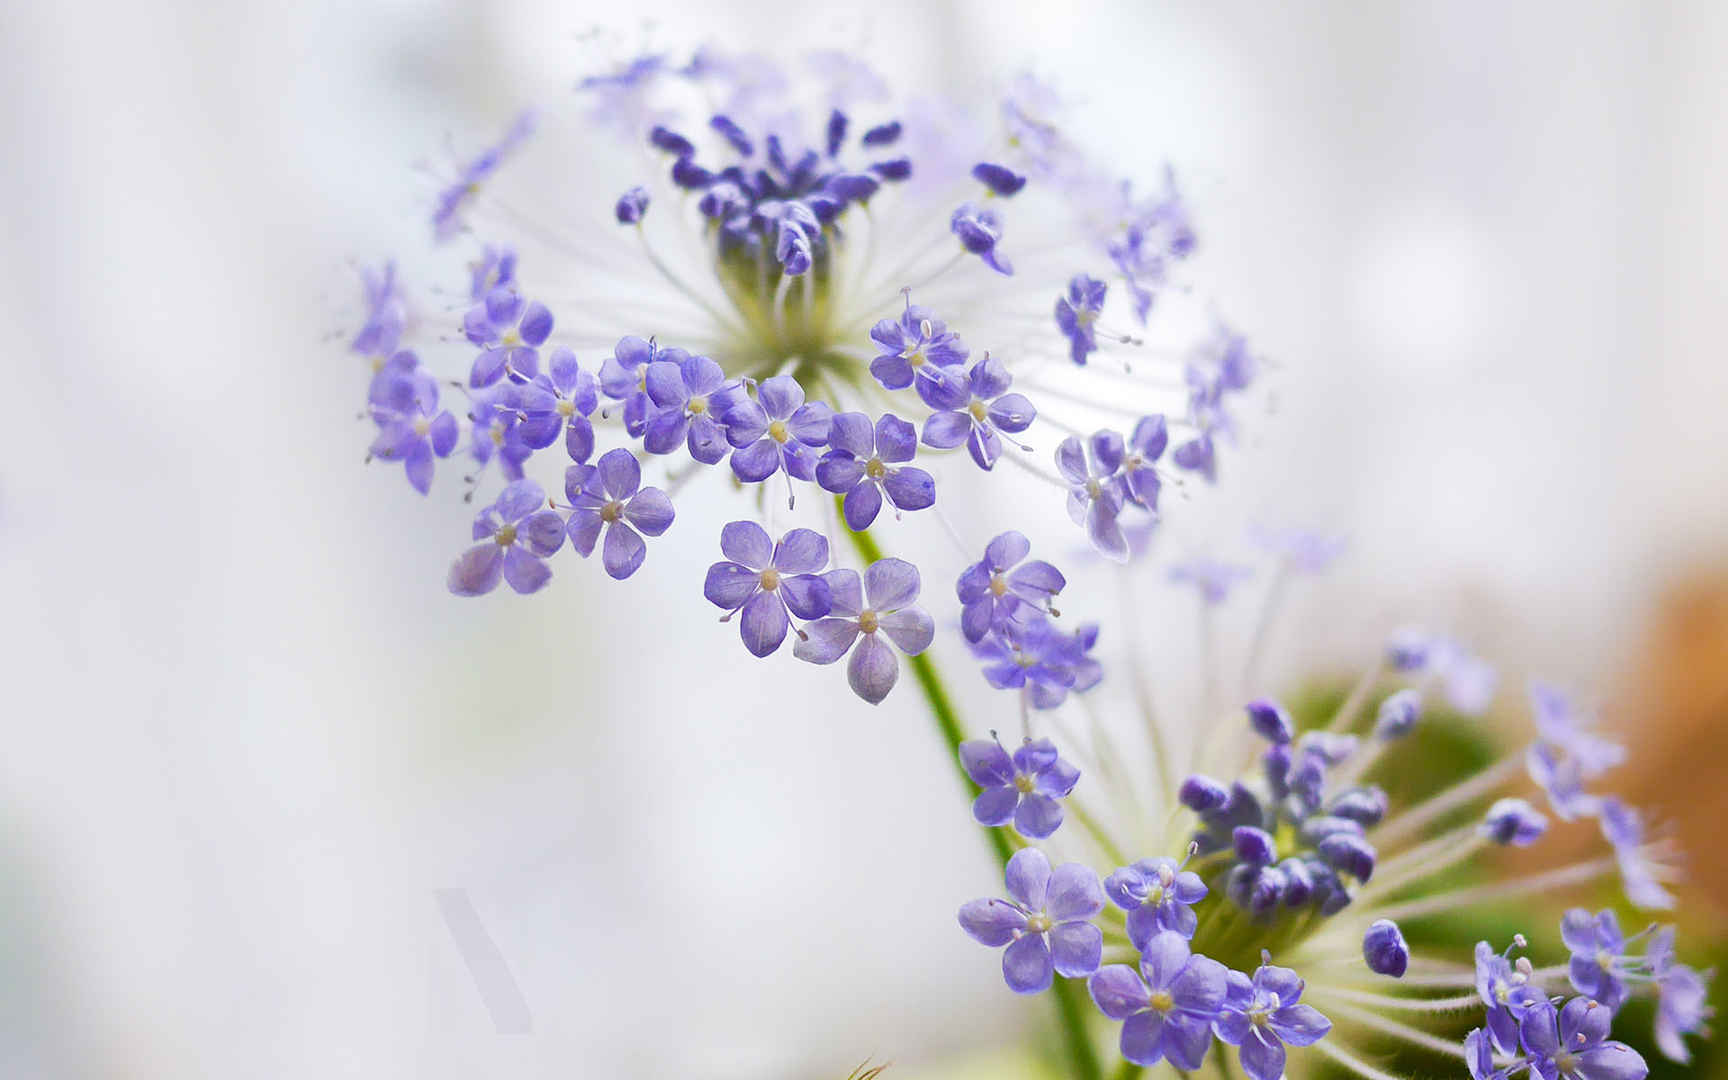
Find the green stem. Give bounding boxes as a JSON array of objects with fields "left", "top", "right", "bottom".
[
  {"left": 840, "top": 516, "right": 1101, "bottom": 1080},
  {"left": 1113, "top": 1060, "right": 1146, "bottom": 1080}
]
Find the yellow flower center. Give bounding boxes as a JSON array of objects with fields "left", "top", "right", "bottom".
[
  {"left": 858, "top": 609, "right": 880, "bottom": 634},
  {"left": 1024, "top": 913, "right": 1052, "bottom": 934},
  {"left": 494, "top": 524, "right": 517, "bottom": 547},
  {"left": 768, "top": 419, "right": 790, "bottom": 443},
  {"left": 557, "top": 399, "right": 575, "bottom": 418},
  {"left": 600, "top": 500, "right": 625, "bottom": 524},
  {"left": 968, "top": 399, "right": 989, "bottom": 422},
  {"left": 1149, "top": 991, "right": 1175, "bottom": 1014},
  {"left": 760, "top": 569, "right": 781, "bottom": 591},
  {"left": 687, "top": 395, "right": 709, "bottom": 416},
  {"left": 413, "top": 417, "right": 431, "bottom": 438},
  {"left": 1014, "top": 774, "right": 1036, "bottom": 794},
  {"left": 865, "top": 457, "right": 888, "bottom": 481},
  {"left": 501, "top": 330, "right": 521, "bottom": 348},
  {"left": 989, "top": 573, "right": 1009, "bottom": 597}
]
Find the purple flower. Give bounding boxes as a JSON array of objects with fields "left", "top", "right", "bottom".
[
  {"left": 968, "top": 617, "right": 1101, "bottom": 709},
  {"left": 1089, "top": 932, "right": 1227, "bottom": 1068},
  {"left": 920, "top": 353, "right": 1037, "bottom": 470},
  {"left": 1518, "top": 997, "right": 1648, "bottom": 1080},
  {"left": 367, "top": 353, "right": 459, "bottom": 494},
  {"left": 564, "top": 450, "right": 675, "bottom": 580},
  {"left": 951, "top": 201, "right": 1012, "bottom": 274},
  {"left": 598, "top": 335, "right": 678, "bottom": 439},
  {"left": 1476, "top": 939, "right": 1540, "bottom": 1054},
  {"left": 350, "top": 261, "right": 406, "bottom": 357},
  {"left": 467, "top": 245, "right": 516, "bottom": 303},
  {"left": 1168, "top": 556, "right": 1252, "bottom": 606},
  {"left": 955, "top": 531, "right": 1065, "bottom": 644},
  {"left": 462, "top": 288, "right": 554, "bottom": 389},
  {"left": 1598, "top": 798, "right": 1676, "bottom": 911},
  {"left": 702, "top": 522, "right": 832, "bottom": 656},
  {"left": 1563, "top": 908, "right": 1631, "bottom": 1011},
  {"left": 867, "top": 304, "right": 970, "bottom": 407},
  {"left": 1056, "top": 432, "right": 1130, "bottom": 561},
  {"left": 1117, "top": 415, "right": 1168, "bottom": 510},
  {"left": 1531, "top": 681, "right": 1626, "bottom": 779},
  {"left": 815, "top": 413, "right": 937, "bottom": 530},
  {"left": 447, "top": 479, "right": 565, "bottom": 596},
  {"left": 1464, "top": 1028, "right": 1498, "bottom": 1080},
  {"left": 1055, "top": 274, "right": 1108, "bottom": 366},
  {"left": 642, "top": 352, "right": 744, "bottom": 464},
  {"left": 1482, "top": 798, "right": 1549, "bottom": 847},
  {"left": 1213, "top": 960, "right": 1332, "bottom": 1080},
  {"left": 959, "top": 736, "right": 1081, "bottom": 839},
  {"left": 1526, "top": 742, "right": 1598, "bottom": 822},
  {"left": 513, "top": 347, "right": 600, "bottom": 463},
  {"left": 432, "top": 110, "right": 535, "bottom": 242},
  {"left": 1648, "top": 932, "right": 1711, "bottom": 1063},
  {"left": 1375, "top": 688, "right": 1423, "bottom": 739},
  {"left": 614, "top": 185, "right": 649, "bottom": 224},
  {"left": 957, "top": 848, "right": 1104, "bottom": 994},
  {"left": 722, "top": 375, "right": 834, "bottom": 485},
  {"left": 793, "top": 558, "right": 933, "bottom": 705},
  {"left": 1251, "top": 525, "right": 1348, "bottom": 574},
  {"left": 1105, "top": 857, "right": 1208, "bottom": 945}
]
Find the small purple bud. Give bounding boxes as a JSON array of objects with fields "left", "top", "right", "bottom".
[
  {"left": 1329, "top": 787, "right": 1389, "bottom": 827},
  {"left": 869, "top": 158, "right": 912, "bottom": 181},
  {"left": 1318, "top": 833, "right": 1377, "bottom": 883},
  {"left": 1249, "top": 866, "right": 1285, "bottom": 917},
  {"left": 1386, "top": 628, "right": 1430, "bottom": 671},
  {"left": 1482, "top": 798, "right": 1549, "bottom": 847},
  {"left": 1246, "top": 698, "right": 1293, "bottom": 744},
  {"left": 861, "top": 121, "right": 902, "bottom": 147},
  {"left": 1300, "top": 815, "right": 1364, "bottom": 844},
  {"left": 1375, "top": 689, "right": 1423, "bottom": 739},
  {"left": 1302, "top": 731, "right": 1359, "bottom": 764},
  {"left": 1279, "top": 858, "right": 1314, "bottom": 907},
  {"left": 1363, "top": 919, "right": 1409, "bottom": 977},
  {"left": 647, "top": 125, "right": 695, "bottom": 157},
  {"left": 670, "top": 157, "right": 714, "bottom": 189},
  {"left": 1233, "top": 826, "right": 1276, "bottom": 866},
  {"left": 1179, "top": 774, "right": 1230, "bottom": 813},
  {"left": 971, "top": 161, "right": 1027, "bottom": 196},
  {"left": 1263, "top": 744, "right": 1293, "bottom": 798},
  {"left": 614, "top": 186, "right": 650, "bottom": 225}
]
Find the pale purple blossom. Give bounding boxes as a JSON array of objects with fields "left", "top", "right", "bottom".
[
  {"left": 959, "top": 736, "right": 1081, "bottom": 839},
  {"left": 793, "top": 558, "right": 933, "bottom": 704},
  {"left": 958, "top": 848, "right": 1104, "bottom": 994},
  {"left": 448, "top": 478, "right": 565, "bottom": 596},
  {"left": 564, "top": 450, "right": 675, "bottom": 580},
  {"left": 703, "top": 522, "right": 833, "bottom": 657}
]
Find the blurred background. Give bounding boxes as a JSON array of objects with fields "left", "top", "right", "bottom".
[{"left": 2, "top": 0, "right": 1725, "bottom": 1076}]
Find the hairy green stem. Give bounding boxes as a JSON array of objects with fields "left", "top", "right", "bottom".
[{"left": 840, "top": 516, "right": 1101, "bottom": 1080}]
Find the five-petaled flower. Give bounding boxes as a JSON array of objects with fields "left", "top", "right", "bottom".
[
  {"left": 793, "top": 558, "right": 934, "bottom": 704},
  {"left": 958, "top": 848, "right": 1104, "bottom": 994},
  {"left": 368, "top": 352, "right": 459, "bottom": 494},
  {"left": 955, "top": 531, "right": 1066, "bottom": 644},
  {"left": 723, "top": 375, "right": 834, "bottom": 487},
  {"left": 816, "top": 413, "right": 937, "bottom": 531},
  {"left": 1105, "top": 856, "right": 1208, "bottom": 946},
  {"left": 564, "top": 449, "right": 675, "bottom": 580},
  {"left": 1057, "top": 431, "right": 1131, "bottom": 561},
  {"left": 642, "top": 352, "right": 744, "bottom": 464},
  {"left": 958, "top": 736, "right": 1081, "bottom": 839},
  {"left": 703, "top": 522, "right": 833, "bottom": 657},
  {"left": 1055, "top": 274, "right": 1108, "bottom": 366},
  {"left": 448, "top": 478, "right": 565, "bottom": 596},
  {"left": 868, "top": 303, "right": 969, "bottom": 407},
  {"left": 1213, "top": 958, "right": 1332, "bottom": 1080},
  {"left": 920, "top": 353, "right": 1037, "bottom": 470},
  {"left": 1088, "top": 931, "right": 1228, "bottom": 1068},
  {"left": 515, "top": 347, "right": 601, "bottom": 463},
  {"left": 463, "top": 287, "right": 554, "bottom": 389}
]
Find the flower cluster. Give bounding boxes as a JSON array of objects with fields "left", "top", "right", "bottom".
[
  {"left": 344, "top": 48, "right": 1257, "bottom": 706},
  {"left": 949, "top": 542, "right": 1706, "bottom": 1077}
]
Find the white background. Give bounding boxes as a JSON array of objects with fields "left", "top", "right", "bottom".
[{"left": 2, "top": 1, "right": 1724, "bottom": 1077}]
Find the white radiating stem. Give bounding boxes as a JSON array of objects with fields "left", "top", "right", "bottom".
[
  {"left": 1311, "top": 1037, "right": 1413, "bottom": 1080},
  {"left": 1364, "top": 857, "right": 1618, "bottom": 923},
  {"left": 1371, "top": 755, "right": 1524, "bottom": 848}
]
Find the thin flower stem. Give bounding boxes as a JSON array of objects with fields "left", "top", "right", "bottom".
[
  {"left": 1364, "top": 856, "right": 1618, "bottom": 923},
  {"left": 1357, "top": 828, "right": 1487, "bottom": 904},
  {"left": 1113, "top": 1060, "right": 1145, "bottom": 1080},
  {"left": 1317, "top": 997, "right": 1475, "bottom": 1060},
  {"left": 1306, "top": 986, "right": 1484, "bottom": 1013},
  {"left": 1309, "top": 1037, "right": 1412, "bottom": 1080},
  {"left": 1070, "top": 800, "right": 1130, "bottom": 868},
  {"left": 838, "top": 515, "right": 1102, "bottom": 1080},
  {"left": 1240, "top": 561, "right": 1290, "bottom": 697},
  {"left": 1324, "top": 661, "right": 1383, "bottom": 733},
  {"left": 1371, "top": 755, "right": 1523, "bottom": 847}
]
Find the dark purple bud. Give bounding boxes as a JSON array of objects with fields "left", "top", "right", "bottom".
[
  {"left": 1233, "top": 826, "right": 1276, "bottom": 866},
  {"left": 1375, "top": 689, "right": 1423, "bottom": 739},
  {"left": 1301, "top": 815, "right": 1365, "bottom": 844},
  {"left": 1482, "top": 798, "right": 1549, "bottom": 847},
  {"left": 971, "top": 161, "right": 1027, "bottom": 196},
  {"left": 708, "top": 114, "right": 753, "bottom": 156},
  {"left": 697, "top": 181, "right": 745, "bottom": 221},
  {"left": 824, "top": 109, "right": 848, "bottom": 157},
  {"left": 1225, "top": 864, "right": 1257, "bottom": 907},
  {"left": 1363, "top": 919, "right": 1409, "bottom": 977},
  {"left": 648, "top": 125, "right": 695, "bottom": 157},
  {"left": 1329, "top": 787, "right": 1388, "bottom": 827},
  {"left": 1249, "top": 867, "right": 1285, "bottom": 918},
  {"left": 861, "top": 120, "right": 902, "bottom": 147},
  {"left": 1179, "top": 774, "right": 1230, "bottom": 813},
  {"left": 1290, "top": 751, "right": 1327, "bottom": 800},
  {"left": 824, "top": 173, "right": 879, "bottom": 202},
  {"left": 1263, "top": 744, "right": 1293, "bottom": 798},
  {"left": 1318, "top": 833, "right": 1377, "bottom": 883},
  {"left": 1246, "top": 698, "right": 1293, "bottom": 744},
  {"left": 613, "top": 185, "right": 650, "bottom": 225},
  {"left": 670, "top": 157, "right": 714, "bottom": 189},
  {"left": 869, "top": 157, "right": 912, "bottom": 181},
  {"left": 775, "top": 223, "right": 812, "bottom": 276},
  {"left": 1279, "top": 858, "right": 1314, "bottom": 907}
]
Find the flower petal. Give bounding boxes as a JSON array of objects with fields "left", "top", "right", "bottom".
[
  {"left": 846, "top": 631, "right": 900, "bottom": 704},
  {"left": 864, "top": 557, "right": 922, "bottom": 611},
  {"left": 778, "top": 573, "right": 832, "bottom": 621},
  {"left": 596, "top": 448, "right": 641, "bottom": 499},
  {"left": 1090, "top": 965, "right": 1152, "bottom": 1021},
  {"left": 447, "top": 544, "right": 503, "bottom": 596},
  {"left": 1046, "top": 862, "right": 1104, "bottom": 921},
  {"left": 501, "top": 546, "right": 551, "bottom": 594},
  {"left": 719, "top": 520, "right": 774, "bottom": 569},
  {"left": 957, "top": 897, "right": 1025, "bottom": 947},
  {"left": 792, "top": 617, "right": 858, "bottom": 664},
  {"left": 772, "top": 528, "right": 829, "bottom": 574},
  {"left": 601, "top": 522, "right": 647, "bottom": 580},
  {"left": 1005, "top": 848, "right": 1051, "bottom": 910},
  {"left": 1049, "top": 920, "right": 1102, "bottom": 978},
  {"left": 1003, "top": 933, "right": 1054, "bottom": 994},
  {"left": 622, "top": 487, "right": 674, "bottom": 536},
  {"left": 738, "top": 590, "right": 790, "bottom": 657},
  {"left": 703, "top": 561, "right": 759, "bottom": 610},
  {"left": 972, "top": 785, "right": 1019, "bottom": 827}
]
